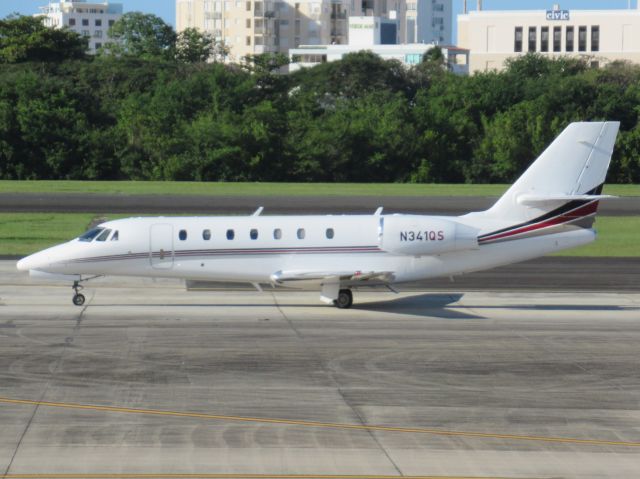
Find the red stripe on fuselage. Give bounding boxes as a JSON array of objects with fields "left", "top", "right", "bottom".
[{"left": 479, "top": 200, "right": 599, "bottom": 244}]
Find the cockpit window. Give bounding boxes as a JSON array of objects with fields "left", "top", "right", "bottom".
[
  {"left": 111, "top": 231, "right": 119, "bottom": 241},
  {"left": 78, "top": 227, "right": 104, "bottom": 242},
  {"left": 95, "top": 229, "right": 112, "bottom": 242}
]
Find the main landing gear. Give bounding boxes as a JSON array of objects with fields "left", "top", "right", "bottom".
[
  {"left": 72, "top": 280, "right": 85, "bottom": 306},
  {"left": 333, "top": 289, "right": 353, "bottom": 309}
]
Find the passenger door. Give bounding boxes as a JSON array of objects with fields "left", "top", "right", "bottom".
[{"left": 150, "top": 224, "right": 174, "bottom": 269}]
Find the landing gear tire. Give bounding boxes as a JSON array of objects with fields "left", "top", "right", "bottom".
[
  {"left": 333, "top": 289, "right": 353, "bottom": 309},
  {"left": 72, "top": 293, "right": 85, "bottom": 306},
  {"left": 72, "top": 280, "right": 85, "bottom": 306}
]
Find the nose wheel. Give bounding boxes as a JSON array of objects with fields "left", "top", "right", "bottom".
[
  {"left": 72, "top": 281, "right": 85, "bottom": 306},
  {"left": 333, "top": 289, "right": 353, "bottom": 309}
]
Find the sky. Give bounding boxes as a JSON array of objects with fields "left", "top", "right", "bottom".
[{"left": 1, "top": 0, "right": 637, "bottom": 31}]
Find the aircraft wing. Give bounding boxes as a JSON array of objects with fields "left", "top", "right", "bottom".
[
  {"left": 270, "top": 270, "right": 395, "bottom": 285},
  {"left": 270, "top": 270, "right": 396, "bottom": 304}
]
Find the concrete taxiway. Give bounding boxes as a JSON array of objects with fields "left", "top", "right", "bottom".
[{"left": 0, "top": 261, "right": 639, "bottom": 478}]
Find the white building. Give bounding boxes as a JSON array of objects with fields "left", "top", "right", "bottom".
[
  {"left": 289, "top": 16, "right": 468, "bottom": 73},
  {"left": 36, "top": 0, "right": 123, "bottom": 54},
  {"left": 405, "top": 0, "right": 452, "bottom": 45},
  {"left": 458, "top": 3, "right": 640, "bottom": 73},
  {"left": 176, "top": 0, "right": 406, "bottom": 62}
]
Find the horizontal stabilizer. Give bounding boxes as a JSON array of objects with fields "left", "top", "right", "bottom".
[{"left": 517, "top": 194, "right": 617, "bottom": 206}]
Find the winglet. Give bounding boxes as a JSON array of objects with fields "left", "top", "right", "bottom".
[
  {"left": 252, "top": 206, "right": 264, "bottom": 216},
  {"left": 374, "top": 207, "right": 384, "bottom": 216}
]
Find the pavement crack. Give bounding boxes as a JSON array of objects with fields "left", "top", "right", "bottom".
[
  {"left": 270, "top": 291, "right": 403, "bottom": 476},
  {"left": 2, "top": 301, "right": 89, "bottom": 477},
  {"left": 270, "top": 290, "right": 302, "bottom": 339},
  {"left": 335, "top": 384, "right": 404, "bottom": 476}
]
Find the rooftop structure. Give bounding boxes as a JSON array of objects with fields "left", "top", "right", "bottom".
[{"left": 289, "top": 15, "right": 468, "bottom": 73}]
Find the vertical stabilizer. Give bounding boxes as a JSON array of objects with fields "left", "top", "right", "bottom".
[{"left": 485, "top": 121, "right": 620, "bottom": 222}]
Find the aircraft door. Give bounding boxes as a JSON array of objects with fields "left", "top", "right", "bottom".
[{"left": 150, "top": 224, "right": 174, "bottom": 269}]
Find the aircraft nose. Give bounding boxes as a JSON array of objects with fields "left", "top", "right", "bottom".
[{"left": 16, "top": 251, "right": 50, "bottom": 272}]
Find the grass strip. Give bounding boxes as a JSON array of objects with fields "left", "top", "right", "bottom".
[
  {"left": 1, "top": 213, "right": 637, "bottom": 257},
  {"left": 552, "top": 216, "right": 640, "bottom": 257},
  {"left": 0, "top": 213, "right": 99, "bottom": 256},
  {"left": 0, "top": 181, "right": 638, "bottom": 197}
]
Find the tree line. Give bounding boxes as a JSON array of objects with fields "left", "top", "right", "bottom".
[{"left": 0, "top": 13, "right": 639, "bottom": 183}]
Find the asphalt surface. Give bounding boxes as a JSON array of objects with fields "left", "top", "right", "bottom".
[
  {"left": 187, "top": 256, "right": 640, "bottom": 293},
  {"left": 1, "top": 263, "right": 639, "bottom": 478},
  {"left": 1, "top": 192, "right": 639, "bottom": 215}
]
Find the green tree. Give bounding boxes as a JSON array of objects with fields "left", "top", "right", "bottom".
[
  {"left": 105, "top": 12, "right": 176, "bottom": 60},
  {"left": 423, "top": 45, "right": 444, "bottom": 64},
  {"left": 291, "top": 51, "right": 412, "bottom": 101},
  {"left": 0, "top": 14, "right": 87, "bottom": 63},
  {"left": 175, "top": 28, "right": 216, "bottom": 63},
  {"left": 287, "top": 91, "right": 415, "bottom": 181}
]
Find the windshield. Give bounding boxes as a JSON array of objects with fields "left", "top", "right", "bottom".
[
  {"left": 95, "top": 229, "right": 112, "bottom": 242},
  {"left": 78, "top": 227, "right": 104, "bottom": 242}
]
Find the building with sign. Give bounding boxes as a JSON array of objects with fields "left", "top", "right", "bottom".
[
  {"left": 36, "top": 0, "right": 123, "bottom": 54},
  {"left": 457, "top": 4, "right": 640, "bottom": 73},
  {"left": 289, "top": 16, "right": 469, "bottom": 73}
]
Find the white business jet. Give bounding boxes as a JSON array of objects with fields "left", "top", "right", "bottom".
[{"left": 17, "top": 122, "right": 619, "bottom": 308}]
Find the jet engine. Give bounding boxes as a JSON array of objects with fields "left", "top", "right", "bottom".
[{"left": 380, "top": 215, "right": 479, "bottom": 256}]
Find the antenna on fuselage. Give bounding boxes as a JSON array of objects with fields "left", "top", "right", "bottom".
[{"left": 252, "top": 206, "right": 264, "bottom": 216}]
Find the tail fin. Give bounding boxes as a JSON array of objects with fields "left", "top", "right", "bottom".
[{"left": 486, "top": 121, "right": 620, "bottom": 222}]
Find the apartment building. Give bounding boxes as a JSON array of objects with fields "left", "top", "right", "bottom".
[
  {"left": 458, "top": 4, "right": 640, "bottom": 73},
  {"left": 405, "top": 0, "right": 451, "bottom": 45},
  {"left": 176, "top": 0, "right": 407, "bottom": 61},
  {"left": 36, "top": 0, "right": 123, "bottom": 53}
]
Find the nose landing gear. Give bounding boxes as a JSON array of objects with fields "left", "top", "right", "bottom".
[{"left": 72, "top": 281, "right": 85, "bottom": 306}]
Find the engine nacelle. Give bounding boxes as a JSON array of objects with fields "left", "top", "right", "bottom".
[{"left": 380, "top": 215, "right": 479, "bottom": 256}]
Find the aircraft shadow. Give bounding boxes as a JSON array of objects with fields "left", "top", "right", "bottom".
[
  {"left": 89, "top": 293, "right": 484, "bottom": 319},
  {"left": 352, "top": 293, "right": 485, "bottom": 320},
  {"left": 460, "top": 304, "right": 639, "bottom": 312}
]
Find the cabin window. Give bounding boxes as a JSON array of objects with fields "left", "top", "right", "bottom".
[
  {"left": 111, "top": 231, "right": 119, "bottom": 241},
  {"left": 326, "top": 228, "right": 334, "bottom": 239},
  {"left": 95, "top": 228, "right": 111, "bottom": 242},
  {"left": 250, "top": 229, "right": 258, "bottom": 240},
  {"left": 273, "top": 228, "right": 282, "bottom": 239},
  {"left": 203, "top": 229, "right": 211, "bottom": 240},
  {"left": 179, "top": 230, "right": 187, "bottom": 241},
  {"left": 78, "top": 227, "right": 104, "bottom": 242},
  {"left": 297, "top": 228, "right": 305, "bottom": 239},
  {"left": 226, "top": 229, "right": 235, "bottom": 240}
]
